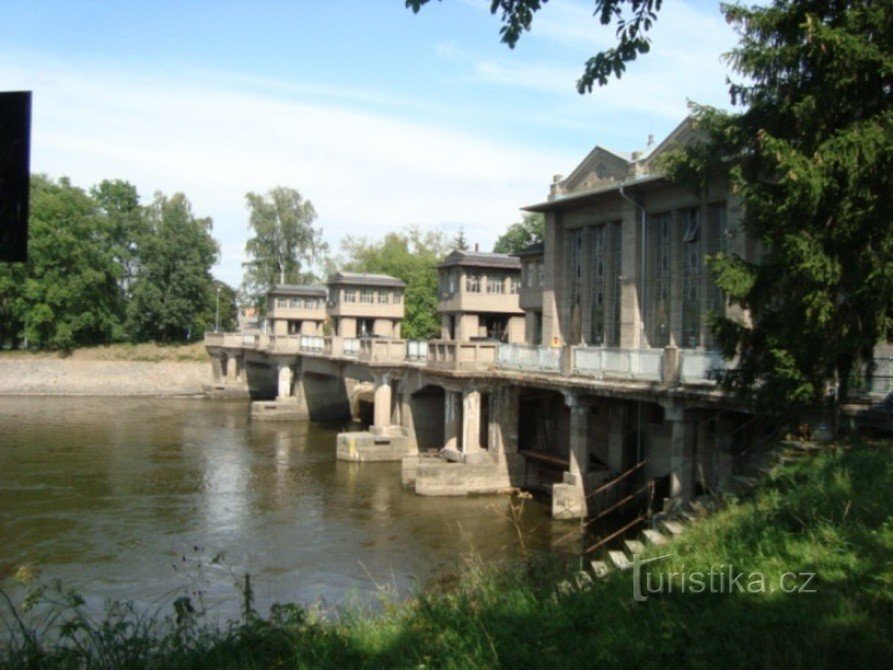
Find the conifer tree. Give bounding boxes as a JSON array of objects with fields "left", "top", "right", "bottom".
[{"left": 665, "top": 1, "right": 893, "bottom": 421}]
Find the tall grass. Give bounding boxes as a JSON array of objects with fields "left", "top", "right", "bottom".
[{"left": 2, "top": 441, "right": 892, "bottom": 669}]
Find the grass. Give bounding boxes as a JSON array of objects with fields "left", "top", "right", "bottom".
[
  {"left": 0, "top": 342, "right": 209, "bottom": 363},
  {"left": 2, "top": 440, "right": 891, "bottom": 669}
]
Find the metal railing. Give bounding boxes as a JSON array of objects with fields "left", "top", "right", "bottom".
[
  {"left": 496, "top": 343, "right": 560, "bottom": 373},
  {"left": 679, "top": 349, "right": 729, "bottom": 384},
  {"left": 406, "top": 340, "right": 429, "bottom": 361},
  {"left": 572, "top": 346, "right": 663, "bottom": 381},
  {"left": 299, "top": 335, "right": 325, "bottom": 353}
]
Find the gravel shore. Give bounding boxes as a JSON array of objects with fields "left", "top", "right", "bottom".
[{"left": 0, "top": 359, "right": 210, "bottom": 396}]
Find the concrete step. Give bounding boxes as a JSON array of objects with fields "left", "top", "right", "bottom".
[
  {"left": 660, "top": 520, "right": 685, "bottom": 537},
  {"left": 781, "top": 440, "right": 821, "bottom": 453},
  {"left": 642, "top": 529, "right": 668, "bottom": 546},
  {"left": 607, "top": 550, "right": 633, "bottom": 571},
  {"left": 678, "top": 509, "right": 698, "bottom": 523},
  {"left": 590, "top": 560, "right": 611, "bottom": 578},
  {"left": 624, "top": 539, "right": 646, "bottom": 555}
]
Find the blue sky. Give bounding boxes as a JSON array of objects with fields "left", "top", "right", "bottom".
[{"left": 1, "top": 0, "right": 740, "bottom": 286}]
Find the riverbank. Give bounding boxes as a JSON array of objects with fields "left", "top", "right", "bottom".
[
  {"left": 3, "top": 439, "right": 890, "bottom": 668},
  {"left": 0, "top": 357, "right": 209, "bottom": 396}
]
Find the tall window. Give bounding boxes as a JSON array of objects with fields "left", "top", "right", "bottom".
[
  {"left": 360, "top": 288, "right": 373, "bottom": 303},
  {"left": 290, "top": 297, "right": 303, "bottom": 309},
  {"left": 509, "top": 276, "right": 519, "bottom": 294},
  {"left": 570, "top": 229, "right": 584, "bottom": 342},
  {"left": 487, "top": 275, "right": 504, "bottom": 293},
  {"left": 649, "top": 213, "right": 672, "bottom": 347},
  {"left": 394, "top": 292, "right": 403, "bottom": 304},
  {"left": 707, "top": 203, "right": 728, "bottom": 316},
  {"left": 466, "top": 273, "right": 481, "bottom": 293},
  {"left": 344, "top": 289, "right": 356, "bottom": 303},
  {"left": 611, "top": 220, "right": 623, "bottom": 346},
  {"left": 538, "top": 262, "right": 545, "bottom": 286},
  {"left": 589, "top": 224, "right": 606, "bottom": 345},
  {"left": 276, "top": 298, "right": 288, "bottom": 308},
  {"left": 377, "top": 291, "right": 390, "bottom": 304},
  {"left": 681, "top": 208, "right": 702, "bottom": 348}
]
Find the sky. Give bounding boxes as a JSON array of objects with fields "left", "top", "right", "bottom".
[{"left": 0, "top": 0, "right": 740, "bottom": 286}]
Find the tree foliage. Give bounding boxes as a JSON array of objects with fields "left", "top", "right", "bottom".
[
  {"left": 663, "top": 0, "right": 893, "bottom": 416},
  {"left": 492, "top": 213, "right": 544, "bottom": 254},
  {"left": 127, "top": 193, "right": 219, "bottom": 343},
  {"left": 340, "top": 227, "right": 451, "bottom": 339},
  {"left": 9, "top": 176, "right": 123, "bottom": 349},
  {"left": 241, "top": 187, "right": 326, "bottom": 308},
  {"left": 405, "top": 0, "right": 664, "bottom": 92}
]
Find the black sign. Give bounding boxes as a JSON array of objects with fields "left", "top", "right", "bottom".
[{"left": 0, "top": 91, "right": 32, "bottom": 263}]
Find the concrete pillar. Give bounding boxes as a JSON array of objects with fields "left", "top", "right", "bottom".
[
  {"left": 276, "top": 363, "right": 293, "bottom": 400},
  {"left": 565, "top": 393, "right": 589, "bottom": 485},
  {"left": 373, "top": 375, "right": 392, "bottom": 430},
  {"left": 462, "top": 389, "right": 481, "bottom": 455},
  {"left": 444, "top": 391, "right": 460, "bottom": 451},
  {"left": 211, "top": 354, "right": 223, "bottom": 381},
  {"left": 666, "top": 406, "right": 695, "bottom": 500}
]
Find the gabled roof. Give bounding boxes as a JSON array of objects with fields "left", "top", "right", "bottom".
[
  {"left": 327, "top": 271, "right": 406, "bottom": 288},
  {"left": 437, "top": 250, "right": 522, "bottom": 271},
  {"left": 267, "top": 284, "right": 327, "bottom": 297}
]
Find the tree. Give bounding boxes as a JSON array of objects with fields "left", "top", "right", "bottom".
[
  {"left": 662, "top": 1, "right": 893, "bottom": 422},
  {"left": 452, "top": 225, "right": 469, "bottom": 252},
  {"left": 340, "top": 227, "right": 451, "bottom": 339},
  {"left": 127, "top": 192, "right": 219, "bottom": 342},
  {"left": 14, "top": 175, "right": 122, "bottom": 349},
  {"left": 241, "top": 187, "right": 326, "bottom": 308},
  {"left": 406, "top": 0, "right": 665, "bottom": 91},
  {"left": 91, "top": 179, "right": 145, "bottom": 297},
  {"left": 493, "top": 213, "right": 544, "bottom": 254}
]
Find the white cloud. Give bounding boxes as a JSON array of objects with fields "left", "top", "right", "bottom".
[{"left": 1, "top": 53, "right": 571, "bottom": 286}]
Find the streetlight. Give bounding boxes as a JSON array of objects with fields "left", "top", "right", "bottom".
[{"left": 215, "top": 286, "right": 221, "bottom": 332}]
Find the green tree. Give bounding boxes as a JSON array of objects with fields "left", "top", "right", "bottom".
[
  {"left": 493, "top": 213, "right": 544, "bottom": 255},
  {"left": 406, "top": 0, "right": 665, "bottom": 91},
  {"left": 241, "top": 186, "right": 326, "bottom": 308},
  {"left": 127, "top": 192, "right": 219, "bottom": 342},
  {"left": 0, "top": 262, "right": 26, "bottom": 348},
  {"left": 90, "top": 179, "right": 145, "bottom": 297},
  {"left": 452, "top": 225, "right": 469, "bottom": 252},
  {"left": 340, "top": 227, "right": 451, "bottom": 339},
  {"left": 15, "top": 175, "right": 122, "bottom": 349},
  {"left": 662, "top": 0, "right": 893, "bottom": 422},
  {"left": 212, "top": 279, "right": 240, "bottom": 333}
]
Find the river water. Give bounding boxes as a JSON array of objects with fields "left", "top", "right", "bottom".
[{"left": 0, "top": 397, "right": 567, "bottom": 620}]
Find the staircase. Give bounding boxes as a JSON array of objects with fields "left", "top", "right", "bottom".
[{"left": 586, "top": 439, "right": 824, "bottom": 578}]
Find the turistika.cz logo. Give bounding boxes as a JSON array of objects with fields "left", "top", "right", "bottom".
[{"left": 631, "top": 554, "right": 817, "bottom": 602}]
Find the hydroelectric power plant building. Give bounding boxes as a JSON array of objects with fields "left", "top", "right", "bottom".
[{"left": 205, "top": 118, "right": 892, "bottom": 520}]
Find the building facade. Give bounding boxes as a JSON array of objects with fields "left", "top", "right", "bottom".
[
  {"left": 266, "top": 285, "right": 327, "bottom": 336},
  {"left": 436, "top": 250, "right": 524, "bottom": 343},
  {"left": 326, "top": 272, "right": 406, "bottom": 338}
]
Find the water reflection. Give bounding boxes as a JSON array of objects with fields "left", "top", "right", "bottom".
[{"left": 0, "top": 397, "right": 565, "bottom": 618}]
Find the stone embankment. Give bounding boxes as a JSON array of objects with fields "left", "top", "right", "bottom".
[{"left": 0, "top": 359, "right": 209, "bottom": 396}]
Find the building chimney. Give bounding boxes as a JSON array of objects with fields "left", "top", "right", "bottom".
[{"left": 474, "top": 243, "right": 479, "bottom": 252}]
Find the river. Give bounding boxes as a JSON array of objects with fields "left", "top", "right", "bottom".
[{"left": 0, "top": 396, "right": 568, "bottom": 620}]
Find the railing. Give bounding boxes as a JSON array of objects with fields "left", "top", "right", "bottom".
[
  {"left": 203, "top": 332, "right": 245, "bottom": 348},
  {"left": 359, "top": 338, "right": 407, "bottom": 363},
  {"left": 427, "top": 339, "right": 497, "bottom": 371},
  {"left": 572, "top": 346, "right": 663, "bottom": 381},
  {"left": 299, "top": 335, "right": 325, "bottom": 353},
  {"left": 496, "top": 343, "right": 560, "bottom": 373},
  {"left": 406, "top": 340, "right": 429, "bottom": 361},
  {"left": 268, "top": 334, "right": 301, "bottom": 353},
  {"left": 326, "top": 336, "right": 361, "bottom": 358},
  {"left": 679, "top": 349, "right": 729, "bottom": 384}
]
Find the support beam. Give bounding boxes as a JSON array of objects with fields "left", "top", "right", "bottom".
[
  {"left": 276, "top": 363, "right": 293, "bottom": 400},
  {"left": 372, "top": 375, "right": 393, "bottom": 430},
  {"left": 565, "top": 392, "right": 589, "bottom": 485},
  {"left": 462, "top": 389, "right": 482, "bottom": 455},
  {"left": 669, "top": 418, "right": 695, "bottom": 500}
]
